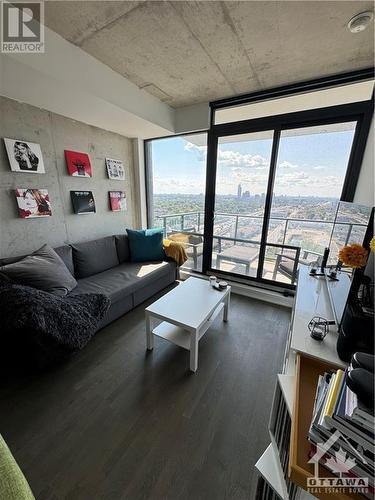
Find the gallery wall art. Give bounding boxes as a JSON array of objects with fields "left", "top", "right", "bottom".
[
  {"left": 4, "top": 135, "right": 127, "bottom": 219},
  {"left": 71, "top": 191, "right": 96, "bottom": 214},
  {"left": 109, "top": 191, "right": 127, "bottom": 212},
  {"left": 4, "top": 138, "right": 45, "bottom": 174},
  {"left": 15, "top": 188, "right": 52, "bottom": 218},
  {"left": 65, "top": 150, "right": 92, "bottom": 177},
  {"left": 106, "top": 158, "right": 125, "bottom": 180}
]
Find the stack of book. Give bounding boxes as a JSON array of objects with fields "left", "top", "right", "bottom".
[{"left": 308, "top": 367, "right": 374, "bottom": 496}]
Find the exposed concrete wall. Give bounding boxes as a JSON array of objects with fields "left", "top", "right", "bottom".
[
  {"left": 0, "top": 96, "right": 136, "bottom": 258},
  {"left": 354, "top": 116, "right": 374, "bottom": 208},
  {"left": 132, "top": 138, "right": 148, "bottom": 229}
]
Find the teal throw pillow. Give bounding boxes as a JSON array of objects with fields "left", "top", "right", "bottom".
[{"left": 126, "top": 229, "right": 164, "bottom": 263}]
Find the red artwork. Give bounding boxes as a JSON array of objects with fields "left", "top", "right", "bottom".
[
  {"left": 109, "top": 191, "right": 127, "bottom": 212},
  {"left": 64, "top": 150, "right": 92, "bottom": 177},
  {"left": 15, "top": 188, "right": 52, "bottom": 218}
]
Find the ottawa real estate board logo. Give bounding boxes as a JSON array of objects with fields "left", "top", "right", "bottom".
[
  {"left": 307, "top": 430, "right": 370, "bottom": 496},
  {"left": 1, "top": 1, "right": 44, "bottom": 53}
]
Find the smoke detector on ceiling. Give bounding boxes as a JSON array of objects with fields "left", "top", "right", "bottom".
[{"left": 347, "top": 11, "right": 373, "bottom": 33}]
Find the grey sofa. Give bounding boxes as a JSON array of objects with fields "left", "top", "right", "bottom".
[{"left": 0, "top": 234, "right": 178, "bottom": 330}]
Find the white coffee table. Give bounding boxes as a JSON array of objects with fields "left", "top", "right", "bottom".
[{"left": 145, "top": 277, "right": 231, "bottom": 372}]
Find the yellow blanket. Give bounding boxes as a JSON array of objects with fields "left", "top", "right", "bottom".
[{"left": 163, "top": 239, "right": 188, "bottom": 266}]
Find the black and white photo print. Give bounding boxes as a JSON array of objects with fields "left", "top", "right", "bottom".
[{"left": 4, "top": 138, "right": 45, "bottom": 174}]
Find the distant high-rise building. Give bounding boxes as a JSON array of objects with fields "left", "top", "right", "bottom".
[
  {"left": 243, "top": 190, "right": 251, "bottom": 199},
  {"left": 237, "top": 183, "right": 242, "bottom": 199}
]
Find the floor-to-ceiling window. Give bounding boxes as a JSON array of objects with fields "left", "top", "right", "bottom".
[
  {"left": 145, "top": 132, "right": 207, "bottom": 272},
  {"left": 264, "top": 122, "right": 357, "bottom": 283},
  {"left": 211, "top": 131, "right": 273, "bottom": 278},
  {"left": 206, "top": 113, "right": 367, "bottom": 287},
  {"left": 145, "top": 78, "right": 373, "bottom": 290}
]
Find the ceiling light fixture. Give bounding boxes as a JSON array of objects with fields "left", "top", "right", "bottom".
[{"left": 347, "top": 11, "right": 374, "bottom": 33}]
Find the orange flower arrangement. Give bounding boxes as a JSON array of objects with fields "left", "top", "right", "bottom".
[{"left": 338, "top": 243, "right": 368, "bottom": 269}]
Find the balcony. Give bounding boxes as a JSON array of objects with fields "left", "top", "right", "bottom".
[{"left": 156, "top": 211, "right": 367, "bottom": 285}]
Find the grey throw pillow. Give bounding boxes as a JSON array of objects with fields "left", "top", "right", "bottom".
[{"left": 0, "top": 244, "right": 77, "bottom": 296}]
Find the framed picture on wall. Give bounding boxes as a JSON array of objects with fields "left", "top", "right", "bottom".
[
  {"left": 106, "top": 158, "right": 125, "bottom": 180},
  {"left": 109, "top": 191, "right": 127, "bottom": 212},
  {"left": 15, "top": 188, "right": 52, "bottom": 218},
  {"left": 71, "top": 191, "right": 96, "bottom": 214},
  {"left": 4, "top": 138, "right": 45, "bottom": 174},
  {"left": 65, "top": 150, "right": 92, "bottom": 177}
]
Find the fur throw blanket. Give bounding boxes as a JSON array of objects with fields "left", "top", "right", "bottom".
[{"left": 0, "top": 281, "right": 110, "bottom": 368}]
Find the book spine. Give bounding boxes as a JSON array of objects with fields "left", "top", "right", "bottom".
[
  {"left": 325, "top": 370, "right": 344, "bottom": 419},
  {"left": 319, "top": 374, "right": 336, "bottom": 428}
]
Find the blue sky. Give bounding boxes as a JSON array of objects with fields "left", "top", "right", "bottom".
[{"left": 151, "top": 124, "right": 356, "bottom": 197}]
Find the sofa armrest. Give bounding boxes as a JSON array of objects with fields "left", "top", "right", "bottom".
[{"left": 0, "top": 435, "right": 35, "bottom": 500}]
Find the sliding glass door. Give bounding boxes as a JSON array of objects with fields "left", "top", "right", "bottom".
[
  {"left": 210, "top": 131, "right": 273, "bottom": 279},
  {"left": 265, "top": 122, "right": 357, "bottom": 284},
  {"left": 204, "top": 111, "right": 363, "bottom": 288}
]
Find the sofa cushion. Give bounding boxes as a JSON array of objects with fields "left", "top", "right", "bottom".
[
  {"left": 133, "top": 266, "right": 177, "bottom": 307},
  {"left": 114, "top": 234, "right": 130, "bottom": 263},
  {"left": 0, "top": 244, "right": 77, "bottom": 296},
  {"left": 127, "top": 229, "right": 164, "bottom": 263},
  {"left": 0, "top": 245, "right": 74, "bottom": 275},
  {"left": 0, "top": 255, "right": 24, "bottom": 267},
  {"left": 70, "top": 261, "right": 176, "bottom": 304},
  {"left": 54, "top": 244, "right": 75, "bottom": 276},
  {"left": 71, "top": 236, "right": 119, "bottom": 279}
]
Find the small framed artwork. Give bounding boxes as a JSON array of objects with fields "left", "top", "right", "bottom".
[
  {"left": 106, "top": 158, "right": 125, "bottom": 180},
  {"left": 71, "top": 191, "right": 96, "bottom": 215},
  {"left": 4, "top": 138, "right": 45, "bottom": 174},
  {"left": 109, "top": 191, "right": 127, "bottom": 212},
  {"left": 15, "top": 188, "right": 52, "bottom": 218},
  {"left": 65, "top": 150, "right": 92, "bottom": 177}
]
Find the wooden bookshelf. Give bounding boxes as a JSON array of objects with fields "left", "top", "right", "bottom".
[
  {"left": 255, "top": 267, "right": 369, "bottom": 499},
  {"left": 289, "top": 353, "right": 363, "bottom": 500}
]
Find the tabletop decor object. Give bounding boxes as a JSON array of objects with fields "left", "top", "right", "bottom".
[
  {"left": 308, "top": 316, "right": 335, "bottom": 341},
  {"left": 338, "top": 243, "right": 368, "bottom": 270}
]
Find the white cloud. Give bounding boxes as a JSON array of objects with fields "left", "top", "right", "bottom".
[
  {"left": 279, "top": 160, "right": 299, "bottom": 169},
  {"left": 217, "top": 150, "right": 269, "bottom": 169},
  {"left": 185, "top": 141, "right": 271, "bottom": 170},
  {"left": 184, "top": 142, "right": 207, "bottom": 161},
  {"left": 273, "top": 171, "right": 341, "bottom": 196}
]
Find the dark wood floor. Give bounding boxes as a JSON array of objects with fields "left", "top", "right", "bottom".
[{"left": 0, "top": 288, "right": 290, "bottom": 500}]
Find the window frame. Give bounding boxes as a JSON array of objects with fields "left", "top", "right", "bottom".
[
  {"left": 144, "top": 87, "right": 373, "bottom": 292},
  {"left": 203, "top": 100, "right": 374, "bottom": 290},
  {"left": 144, "top": 129, "right": 209, "bottom": 230}
]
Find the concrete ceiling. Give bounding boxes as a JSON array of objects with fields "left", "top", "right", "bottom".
[{"left": 45, "top": 1, "right": 374, "bottom": 108}]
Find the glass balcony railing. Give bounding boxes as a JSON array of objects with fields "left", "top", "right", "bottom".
[{"left": 155, "top": 211, "right": 367, "bottom": 285}]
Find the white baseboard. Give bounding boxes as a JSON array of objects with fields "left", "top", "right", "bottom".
[{"left": 179, "top": 270, "right": 293, "bottom": 308}]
